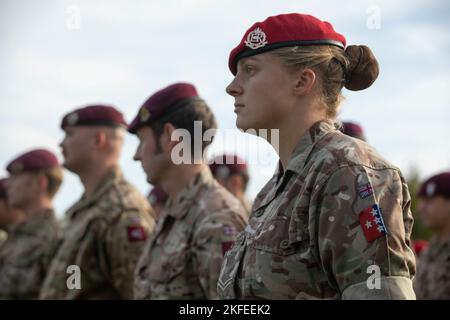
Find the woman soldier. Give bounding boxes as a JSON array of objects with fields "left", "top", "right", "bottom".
[{"left": 217, "top": 13, "right": 416, "bottom": 299}]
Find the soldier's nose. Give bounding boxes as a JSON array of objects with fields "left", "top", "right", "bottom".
[{"left": 226, "top": 79, "right": 242, "bottom": 97}]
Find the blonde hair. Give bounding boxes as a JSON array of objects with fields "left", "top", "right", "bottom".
[{"left": 271, "top": 44, "right": 379, "bottom": 119}]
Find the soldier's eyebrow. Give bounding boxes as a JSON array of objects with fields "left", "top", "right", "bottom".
[{"left": 238, "top": 56, "right": 260, "bottom": 67}]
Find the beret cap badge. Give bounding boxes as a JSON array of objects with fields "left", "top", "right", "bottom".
[
  {"left": 244, "top": 27, "right": 268, "bottom": 49},
  {"left": 426, "top": 182, "right": 436, "bottom": 197},
  {"left": 139, "top": 107, "right": 151, "bottom": 122},
  {"left": 66, "top": 112, "right": 79, "bottom": 125}
]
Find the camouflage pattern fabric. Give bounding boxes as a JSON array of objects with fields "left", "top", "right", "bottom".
[
  {"left": 134, "top": 167, "right": 247, "bottom": 299},
  {"left": 218, "top": 121, "right": 416, "bottom": 300},
  {"left": 0, "top": 210, "right": 60, "bottom": 299},
  {"left": 414, "top": 236, "right": 450, "bottom": 299},
  {"left": 40, "top": 167, "right": 155, "bottom": 299}
]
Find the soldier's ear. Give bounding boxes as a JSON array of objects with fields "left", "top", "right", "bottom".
[
  {"left": 36, "top": 173, "right": 49, "bottom": 195},
  {"left": 162, "top": 122, "right": 178, "bottom": 153},
  {"left": 93, "top": 129, "right": 107, "bottom": 148},
  {"left": 292, "top": 68, "right": 316, "bottom": 97}
]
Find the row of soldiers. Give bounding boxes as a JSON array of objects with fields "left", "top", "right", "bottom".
[
  {"left": 0, "top": 82, "right": 250, "bottom": 299},
  {"left": 0, "top": 81, "right": 449, "bottom": 299}
]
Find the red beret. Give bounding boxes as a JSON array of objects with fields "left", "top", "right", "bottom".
[
  {"left": 229, "top": 13, "right": 346, "bottom": 75},
  {"left": 61, "top": 105, "right": 127, "bottom": 129},
  {"left": 209, "top": 154, "right": 248, "bottom": 179},
  {"left": 6, "top": 149, "right": 60, "bottom": 175},
  {"left": 0, "top": 178, "right": 7, "bottom": 199},
  {"left": 147, "top": 186, "right": 169, "bottom": 206},
  {"left": 128, "top": 83, "right": 200, "bottom": 134},
  {"left": 340, "top": 121, "right": 366, "bottom": 141},
  {"left": 418, "top": 172, "right": 450, "bottom": 199}
]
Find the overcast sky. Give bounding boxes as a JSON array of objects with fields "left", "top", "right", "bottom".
[{"left": 1, "top": 0, "right": 449, "bottom": 216}]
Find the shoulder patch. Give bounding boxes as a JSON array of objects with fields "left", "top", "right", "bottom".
[
  {"left": 357, "top": 183, "right": 373, "bottom": 199},
  {"left": 127, "top": 225, "right": 147, "bottom": 242},
  {"left": 223, "top": 224, "right": 237, "bottom": 236},
  {"left": 358, "top": 204, "right": 388, "bottom": 242}
]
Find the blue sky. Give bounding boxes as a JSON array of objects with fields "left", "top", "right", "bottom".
[{"left": 1, "top": 0, "right": 449, "bottom": 216}]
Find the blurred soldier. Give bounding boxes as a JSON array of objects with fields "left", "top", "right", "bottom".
[
  {"left": 218, "top": 13, "right": 416, "bottom": 299},
  {"left": 339, "top": 121, "right": 367, "bottom": 141},
  {"left": 40, "top": 105, "right": 155, "bottom": 299},
  {"left": 414, "top": 172, "right": 450, "bottom": 299},
  {"left": 147, "top": 186, "right": 168, "bottom": 220},
  {"left": 0, "top": 149, "right": 62, "bottom": 299},
  {"left": 130, "top": 83, "right": 247, "bottom": 299},
  {"left": 0, "top": 178, "right": 26, "bottom": 247},
  {"left": 209, "top": 154, "right": 252, "bottom": 215}
]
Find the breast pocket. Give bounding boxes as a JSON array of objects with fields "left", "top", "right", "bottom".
[
  {"left": 146, "top": 232, "right": 191, "bottom": 283},
  {"left": 252, "top": 214, "right": 310, "bottom": 256},
  {"left": 55, "top": 220, "right": 94, "bottom": 268}
]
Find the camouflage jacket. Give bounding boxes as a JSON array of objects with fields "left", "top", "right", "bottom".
[
  {"left": 134, "top": 167, "right": 248, "bottom": 299},
  {"left": 0, "top": 209, "right": 60, "bottom": 299},
  {"left": 218, "top": 121, "right": 416, "bottom": 300},
  {"left": 40, "top": 167, "right": 155, "bottom": 299},
  {"left": 414, "top": 236, "right": 450, "bottom": 299}
]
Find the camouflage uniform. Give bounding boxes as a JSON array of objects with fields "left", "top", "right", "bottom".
[
  {"left": 218, "top": 121, "right": 416, "bottom": 300},
  {"left": 40, "top": 167, "right": 155, "bottom": 299},
  {"left": 414, "top": 237, "right": 450, "bottom": 299},
  {"left": 134, "top": 168, "right": 247, "bottom": 299},
  {"left": 0, "top": 210, "right": 60, "bottom": 299}
]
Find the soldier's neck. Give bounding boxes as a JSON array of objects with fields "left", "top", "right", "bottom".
[
  {"left": 79, "top": 164, "right": 116, "bottom": 199},
  {"left": 161, "top": 164, "right": 206, "bottom": 199},
  {"left": 23, "top": 197, "right": 53, "bottom": 217},
  {"left": 275, "top": 102, "right": 326, "bottom": 170}
]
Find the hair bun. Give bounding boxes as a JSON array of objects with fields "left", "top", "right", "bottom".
[{"left": 344, "top": 45, "right": 379, "bottom": 91}]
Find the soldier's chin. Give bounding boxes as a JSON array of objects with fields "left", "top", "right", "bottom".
[
  {"left": 62, "top": 159, "right": 77, "bottom": 173},
  {"left": 146, "top": 173, "right": 157, "bottom": 185},
  {"left": 236, "top": 117, "right": 250, "bottom": 131}
]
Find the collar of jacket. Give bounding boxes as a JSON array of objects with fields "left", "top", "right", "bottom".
[
  {"left": 164, "top": 166, "right": 215, "bottom": 220},
  {"left": 66, "top": 166, "right": 122, "bottom": 220}
]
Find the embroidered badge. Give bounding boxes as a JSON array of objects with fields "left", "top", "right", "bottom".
[
  {"left": 139, "top": 107, "right": 151, "bottom": 122},
  {"left": 127, "top": 225, "right": 147, "bottom": 242},
  {"left": 66, "top": 112, "right": 79, "bottom": 125},
  {"left": 223, "top": 224, "right": 236, "bottom": 236},
  {"left": 357, "top": 183, "right": 373, "bottom": 199},
  {"left": 244, "top": 27, "right": 268, "bottom": 49},
  {"left": 358, "top": 204, "right": 388, "bottom": 242},
  {"left": 426, "top": 182, "right": 436, "bottom": 197}
]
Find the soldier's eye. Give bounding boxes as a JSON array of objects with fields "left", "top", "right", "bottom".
[{"left": 245, "top": 65, "right": 254, "bottom": 73}]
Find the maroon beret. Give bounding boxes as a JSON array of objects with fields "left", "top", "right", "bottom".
[
  {"left": 148, "top": 186, "right": 169, "bottom": 206},
  {"left": 128, "top": 83, "right": 200, "bottom": 134},
  {"left": 61, "top": 105, "right": 127, "bottom": 129},
  {"left": 229, "top": 13, "right": 346, "bottom": 75},
  {"left": 209, "top": 154, "right": 248, "bottom": 179},
  {"left": 418, "top": 172, "right": 450, "bottom": 199},
  {"left": 0, "top": 178, "right": 7, "bottom": 199},
  {"left": 340, "top": 121, "right": 366, "bottom": 141},
  {"left": 6, "top": 149, "right": 60, "bottom": 175}
]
